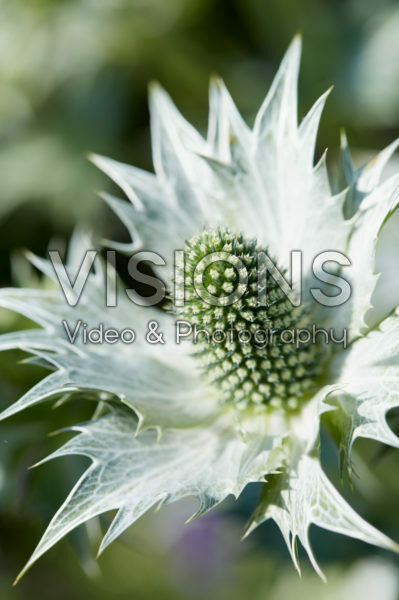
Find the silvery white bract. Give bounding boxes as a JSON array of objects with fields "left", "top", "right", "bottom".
[{"left": 1, "top": 36, "right": 399, "bottom": 582}]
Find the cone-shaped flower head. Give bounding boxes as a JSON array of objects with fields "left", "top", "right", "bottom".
[{"left": 178, "top": 228, "right": 321, "bottom": 409}]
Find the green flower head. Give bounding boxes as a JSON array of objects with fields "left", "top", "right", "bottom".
[{"left": 1, "top": 35, "right": 399, "bottom": 582}]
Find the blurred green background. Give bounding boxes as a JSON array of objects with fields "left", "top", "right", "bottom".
[{"left": 0, "top": 0, "right": 399, "bottom": 598}]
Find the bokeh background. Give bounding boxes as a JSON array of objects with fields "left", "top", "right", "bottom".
[{"left": 1, "top": 1, "right": 399, "bottom": 598}]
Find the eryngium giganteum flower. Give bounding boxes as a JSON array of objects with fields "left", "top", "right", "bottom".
[{"left": 1, "top": 36, "right": 399, "bottom": 582}]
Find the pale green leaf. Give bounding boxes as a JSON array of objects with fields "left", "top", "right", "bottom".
[
  {"left": 15, "top": 405, "right": 281, "bottom": 582},
  {"left": 336, "top": 179, "right": 399, "bottom": 338},
  {"left": 252, "top": 35, "right": 349, "bottom": 279},
  {"left": 341, "top": 134, "right": 399, "bottom": 218},
  {"left": 244, "top": 454, "right": 398, "bottom": 581},
  {"left": 0, "top": 243, "right": 212, "bottom": 432},
  {"left": 327, "top": 308, "right": 399, "bottom": 468}
]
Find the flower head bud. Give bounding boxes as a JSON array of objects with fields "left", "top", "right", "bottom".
[{"left": 175, "top": 228, "right": 321, "bottom": 410}]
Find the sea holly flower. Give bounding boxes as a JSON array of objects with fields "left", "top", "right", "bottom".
[{"left": 1, "top": 35, "right": 399, "bottom": 582}]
